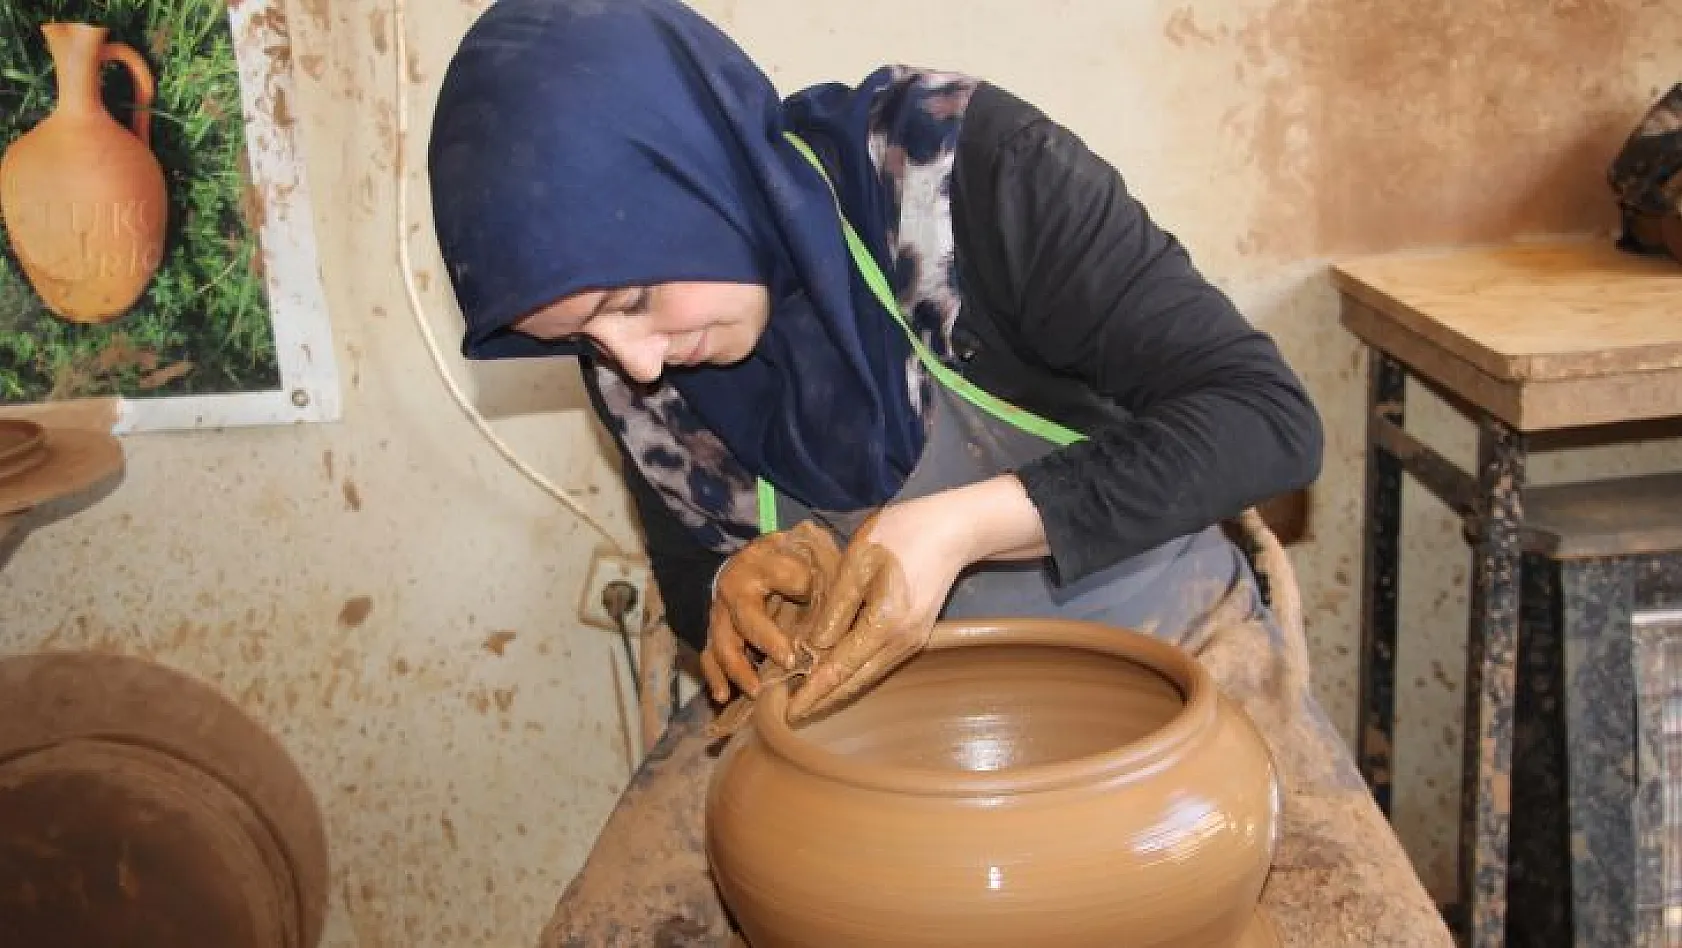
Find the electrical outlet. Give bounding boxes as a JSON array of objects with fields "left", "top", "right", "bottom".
[{"left": 578, "top": 546, "right": 652, "bottom": 634}]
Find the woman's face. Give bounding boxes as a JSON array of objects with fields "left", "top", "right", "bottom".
[{"left": 513, "top": 282, "right": 770, "bottom": 383}]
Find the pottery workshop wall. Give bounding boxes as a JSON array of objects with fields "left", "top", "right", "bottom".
[{"left": 1, "top": 0, "right": 1679, "bottom": 942}]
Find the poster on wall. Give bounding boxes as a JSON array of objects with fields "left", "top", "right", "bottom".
[{"left": 0, "top": 0, "right": 338, "bottom": 432}]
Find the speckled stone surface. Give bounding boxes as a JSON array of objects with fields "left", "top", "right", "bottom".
[{"left": 1501, "top": 552, "right": 1682, "bottom": 946}]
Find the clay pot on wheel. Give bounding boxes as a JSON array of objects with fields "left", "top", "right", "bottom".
[
  {"left": 705, "top": 618, "right": 1282, "bottom": 948},
  {"left": 0, "top": 22, "right": 168, "bottom": 324},
  {"left": 0, "top": 653, "right": 330, "bottom": 948}
]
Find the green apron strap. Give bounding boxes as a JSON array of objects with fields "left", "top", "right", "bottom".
[
  {"left": 757, "top": 478, "right": 779, "bottom": 533},
  {"left": 756, "top": 132, "right": 1088, "bottom": 535},
  {"left": 782, "top": 133, "right": 1087, "bottom": 448}
]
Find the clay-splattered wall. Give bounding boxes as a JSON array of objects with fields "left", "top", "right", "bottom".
[
  {"left": 1170, "top": 0, "right": 1671, "bottom": 259},
  {"left": 2, "top": 0, "right": 1679, "bottom": 941}
]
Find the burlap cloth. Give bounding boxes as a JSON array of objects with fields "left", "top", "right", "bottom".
[{"left": 539, "top": 515, "right": 1454, "bottom": 947}]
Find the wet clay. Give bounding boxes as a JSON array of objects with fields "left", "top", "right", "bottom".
[
  {"left": 707, "top": 529, "right": 905, "bottom": 741},
  {"left": 0, "top": 740, "right": 298, "bottom": 948},
  {"left": 785, "top": 529, "right": 922, "bottom": 723},
  {"left": 1237, "top": 910, "right": 1284, "bottom": 948},
  {"left": 704, "top": 619, "right": 1281, "bottom": 947},
  {"left": 706, "top": 520, "right": 842, "bottom": 718},
  {"left": 705, "top": 644, "right": 815, "bottom": 742},
  {"left": 538, "top": 509, "right": 1455, "bottom": 948},
  {"left": 638, "top": 583, "right": 680, "bottom": 755},
  {"left": 705, "top": 532, "right": 829, "bottom": 741},
  {"left": 0, "top": 653, "right": 328, "bottom": 948}
]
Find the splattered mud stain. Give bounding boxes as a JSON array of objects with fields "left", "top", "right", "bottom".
[
  {"left": 297, "top": 0, "right": 330, "bottom": 27},
  {"left": 368, "top": 8, "right": 390, "bottom": 54},
  {"left": 1170, "top": 0, "right": 1682, "bottom": 257},
  {"left": 270, "top": 88, "right": 295, "bottom": 128},
  {"left": 483, "top": 631, "right": 517, "bottom": 656},
  {"left": 338, "top": 597, "right": 374, "bottom": 628},
  {"left": 342, "top": 479, "right": 363, "bottom": 512}
]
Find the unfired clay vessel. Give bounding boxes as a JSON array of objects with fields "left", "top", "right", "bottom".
[
  {"left": 0, "top": 652, "right": 330, "bottom": 947},
  {"left": 0, "top": 419, "right": 49, "bottom": 484},
  {"left": 0, "top": 22, "right": 168, "bottom": 323},
  {"left": 705, "top": 618, "right": 1282, "bottom": 947},
  {"left": 0, "top": 420, "right": 46, "bottom": 467}
]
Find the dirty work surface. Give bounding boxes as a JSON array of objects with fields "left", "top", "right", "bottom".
[{"left": 538, "top": 573, "right": 1453, "bottom": 947}]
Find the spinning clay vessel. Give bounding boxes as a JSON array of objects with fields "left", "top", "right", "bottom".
[{"left": 705, "top": 618, "right": 1282, "bottom": 947}]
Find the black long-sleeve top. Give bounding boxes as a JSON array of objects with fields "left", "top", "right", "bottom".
[{"left": 586, "top": 81, "right": 1324, "bottom": 652}]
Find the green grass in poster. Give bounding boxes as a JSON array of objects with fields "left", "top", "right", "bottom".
[{"left": 0, "top": 0, "right": 280, "bottom": 403}]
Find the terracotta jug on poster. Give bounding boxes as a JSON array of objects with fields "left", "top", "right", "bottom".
[{"left": 0, "top": 22, "right": 168, "bottom": 324}]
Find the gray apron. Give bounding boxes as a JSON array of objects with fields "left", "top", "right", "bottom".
[{"left": 767, "top": 134, "right": 1266, "bottom": 648}]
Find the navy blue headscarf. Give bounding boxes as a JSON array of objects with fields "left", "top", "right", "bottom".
[{"left": 429, "top": 0, "right": 977, "bottom": 552}]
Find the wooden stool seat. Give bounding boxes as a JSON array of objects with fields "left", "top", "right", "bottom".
[{"left": 1522, "top": 473, "right": 1682, "bottom": 559}]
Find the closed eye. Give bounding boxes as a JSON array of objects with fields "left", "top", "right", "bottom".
[
  {"left": 616, "top": 287, "right": 652, "bottom": 317},
  {"left": 586, "top": 288, "right": 648, "bottom": 327}
]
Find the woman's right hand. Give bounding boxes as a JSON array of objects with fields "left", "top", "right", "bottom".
[{"left": 702, "top": 521, "right": 841, "bottom": 703}]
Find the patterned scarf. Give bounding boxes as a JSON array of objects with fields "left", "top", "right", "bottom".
[{"left": 428, "top": 0, "right": 975, "bottom": 554}]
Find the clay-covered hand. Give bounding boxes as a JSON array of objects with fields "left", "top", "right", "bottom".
[
  {"left": 702, "top": 521, "right": 842, "bottom": 703},
  {"left": 786, "top": 501, "right": 960, "bottom": 723},
  {"left": 786, "top": 475, "right": 1052, "bottom": 723}
]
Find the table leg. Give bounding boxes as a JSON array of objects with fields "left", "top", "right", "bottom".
[
  {"left": 1631, "top": 568, "right": 1682, "bottom": 948},
  {"left": 1559, "top": 558, "right": 1638, "bottom": 947},
  {"left": 1461, "top": 415, "right": 1527, "bottom": 948},
  {"left": 1506, "top": 555, "right": 1569, "bottom": 945},
  {"left": 1357, "top": 351, "right": 1407, "bottom": 813}
]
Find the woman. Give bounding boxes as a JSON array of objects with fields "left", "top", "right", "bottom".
[
  {"left": 428, "top": 0, "right": 1322, "bottom": 721},
  {"left": 424, "top": 7, "right": 1473, "bottom": 944}
]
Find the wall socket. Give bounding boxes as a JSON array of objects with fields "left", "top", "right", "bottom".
[{"left": 577, "top": 547, "right": 652, "bottom": 634}]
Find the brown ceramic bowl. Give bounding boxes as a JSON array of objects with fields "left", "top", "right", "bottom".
[
  {"left": 0, "top": 419, "right": 45, "bottom": 466},
  {"left": 0, "top": 741, "right": 299, "bottom": 947},
  {"left": 0, "top": 653, "right": 330, "bottom": 947},
  {"left": 0, "top": 420, "right": 48, "bottom": 484},
  {"left": 705, "top": 618, "right": 1281, "bottom": 948}
]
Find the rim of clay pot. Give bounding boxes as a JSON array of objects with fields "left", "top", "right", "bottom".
[
  {"left": 754, "top": 618, "right": 1219, "bottom": 796},
  {"left": 0, "top": 419, "right": 46, "bottom": 466}
]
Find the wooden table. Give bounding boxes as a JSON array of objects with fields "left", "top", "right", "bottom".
[{"left": 1332, "top": 238, "right": 1682, "bottom": 947}]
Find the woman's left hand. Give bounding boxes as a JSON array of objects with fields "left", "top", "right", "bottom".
[{"left": 786, "top": 474, "right": 1049, "bottom": 722}]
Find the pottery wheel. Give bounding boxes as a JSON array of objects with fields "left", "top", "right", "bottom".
[
  {"left": 0, "top": 425, "right": 124, "bottom": 517},
  {"left": 0, "top": 653, "right": 328, "bottom": 948},
  {"left": 0, "top": 419, "right": 46, "bottom": 463},
  {"left": 0, "top": 419, "right": 49, "bottom": 483}
]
